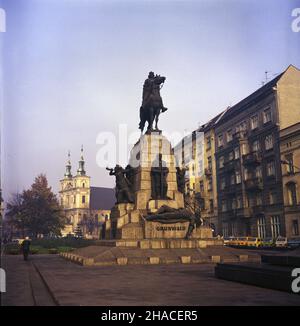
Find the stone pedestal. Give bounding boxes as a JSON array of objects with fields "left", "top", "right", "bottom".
[{"left": 104, "top": 132, "right": 212, "bottom": 242}]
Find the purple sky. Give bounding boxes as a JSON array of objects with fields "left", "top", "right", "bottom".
[{"left": 1, "top": 0, "right": 300, "bottom": 200}]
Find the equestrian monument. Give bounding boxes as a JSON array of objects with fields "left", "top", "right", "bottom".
[{"left": 104, "top": 72, "right": 213, "bottom": 242}]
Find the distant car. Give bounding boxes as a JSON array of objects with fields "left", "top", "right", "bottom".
[
  {"left": 275, "top": 236, "right": 288, "bottom": 248},
  {"left": 11, "top": 238, "right": 25, "bottom": 244},
  {"left": 261, "top": 237, "right": 275, "bottom": 248},
  {"left": 244, "top": 237, "right": 263, "bottom": 248},
  {"left": 287, "top": 238, "right": 300, "bottom": 249},
  {"left": 223, "top": 236, "right": 236, "bottom": 246}
]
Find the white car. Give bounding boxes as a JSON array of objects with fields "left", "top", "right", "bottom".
[{"left": 275, "top": 236, "right": 288, "bottom": 248}]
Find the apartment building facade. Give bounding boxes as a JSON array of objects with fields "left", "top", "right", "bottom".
[
  {"left": 173, "top": 65, "right": 300, "bottom": 239},
  {"left": 214, "top": 65, "right": 300, "bottom": 238},
  {"left": 280, "top": 122, "right": 300, "bottom": 239}
]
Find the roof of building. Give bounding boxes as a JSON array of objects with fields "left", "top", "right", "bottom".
[
  {"left": 214, "top": 69, "right": 287, "bottom": 126},
  {"left": 90, "top": 187, "right": 115, "bottom": 210}
]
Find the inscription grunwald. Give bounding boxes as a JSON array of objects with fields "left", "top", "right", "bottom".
[{"left": 156, "top": 226, "right": 186, "bottom": 231}]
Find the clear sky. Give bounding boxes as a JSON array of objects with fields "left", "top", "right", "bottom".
[{"left": 1, "top": 0, "right": 300, "bottom": 200}]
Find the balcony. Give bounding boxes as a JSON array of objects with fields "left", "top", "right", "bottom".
[
  {"left": 244, "top": 177, "right": 263, "bottom": 191},
  {"left": 243, "top": 151, "right": 261, "bottom": 166},
  {"left": 205, "top": 167, "right": 212, "bottom": 176},
  {"left": 233, "top": 130, "right": 248, "bottom": 140}
]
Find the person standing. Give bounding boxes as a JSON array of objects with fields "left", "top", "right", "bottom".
[{"left": 21, "top": 237, "right": 31, "bottom": 261}]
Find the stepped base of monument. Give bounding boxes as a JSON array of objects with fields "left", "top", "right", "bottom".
[
  {"left": 60, "top": 241, "right": 261, "bottom": 266},
  {"left": 94, "top": 238, "right": 224, "bottom": 249}
]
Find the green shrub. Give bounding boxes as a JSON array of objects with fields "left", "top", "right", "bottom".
[
  {"left": 57, "top": 246, "right": 74, "bottom": 253},
  {"left": 30, "top": 248, "right": 39, "bottom": 255}
]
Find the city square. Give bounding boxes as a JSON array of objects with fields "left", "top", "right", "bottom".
[{"left": 1, "top": 0, "right": 300, "bottom": 312}]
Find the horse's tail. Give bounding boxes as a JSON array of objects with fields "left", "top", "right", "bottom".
[{"left": 139, "top": 106, "right": 145, "bottom": 131}]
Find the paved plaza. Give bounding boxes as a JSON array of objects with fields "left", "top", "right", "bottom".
[{"left": 1, "top": 254, "right": 300, "bottom": 306}]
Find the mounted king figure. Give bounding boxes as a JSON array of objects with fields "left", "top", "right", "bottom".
[{"left": 139, "top": 71, "right": 168, "bottom": 134}]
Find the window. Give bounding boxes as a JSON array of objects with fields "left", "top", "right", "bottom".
[
  {"left": 252, "top": 139, "right": 260, "bottom": 152},
  {"left": 239, "top": 121, "right": 247, "bottom": 131},
  {"left": 287, "top": 182, "right": 298, "bottom": 206},
  {"left": 207, "top": 156, "right": 212, "bottom": 170},
  {"left": 236, "top": 170, "right": 241, "bottom": 184},
  {"left": 223, "top": 223, "right": 229, "bottom": 237},
  {"left": 231, "top": 198, "right": 237, "bottom": 210},
  {"left": 255, "top": 166, "right": 262, "bottom": 178},
  {"left": 244, "top": 168, "right": 250, "bottom": 181},
  {"left": 199, "top": 181, "right": 204, "bottom": 193},
  {"left": 231, "top": 222, "right": 238, "bottom": 237},
  {"left": 271, "top": 216, "right": 281, "bottom": 238},
  {"left": 220, "top": 178, "right": 226, "bottom": 190},
  {"left": 265, "top": 134, "right": 274, "bottom": 150},
  {"left": 234, "top": 147, "right": 240, "bottom": 159},
  {"left": 219, "top": 156, "right": 224, "bottom": 168},
  {"left": 251, "top": 115, "right": 259, "bottom": 130},
  {"left": 292, "top": 220, "right": 299, "bottom": 236},
  {"left": 82, "top": 183, "right": 85, "bottom": 188},
  {"left": 221, "top": 200, "right": 227, "bottom": 212},
  {"left": 237, "top": 196, "right": 243, "bottom": 208},
  {"left": 73, "top": 195, "right": 76, "bottom": 204},
  {"left": 257, "top": 217, "right": 266, "bottom": 239},
  {"left": 269, "top": 191, "right": 277, "bottom": 205},
  {"left": 285, "top": 154, "right": 294, "bottom": 174},
  {"left": 263, "top": 107, "right": 272, "bottom": 124},
  {"left": 230, "top": 173, "right": 235, "bottom": 185},
  {"left": 227, "top": 129, "right": 233, "bottom": 142},
  {"left": 218, "top": 134, "right": 224, "bottom": 147},
  {"left": 228, "top": 151, "right": 234, "bottom": 161},
  {"left": 206, "top": 137, "right": 211, "bottom": 150},
  {"left": 207, "top": 178, "right": 212, "bottom": 191},
  {"left": 241, "top": 143, "right": 248, "bottom": 155},
  {"left": 267, "top": 161, "right": 275, "bottom": 176},
  {"left": 67, "top": 195, "right": 70, "bottom": 205},
  {"left": 256, "top": 194, "right": 262, "bottom": 206},
  {"left": 82, "top": 195, "right": 86, "bottom": 204},
  {"left": 248, "top": 195, "right": 256, "bottom": 207}
]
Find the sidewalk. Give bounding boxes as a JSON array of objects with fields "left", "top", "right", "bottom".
[
  {"left": 2, "top": 254, "right": 300, "bottom": 306},
  {"left": 1, "top": 255, "right": 56, "bottom": 306}
]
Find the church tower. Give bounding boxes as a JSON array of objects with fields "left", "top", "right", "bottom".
[
  {"left": 73, "top": 146, "right": 91, "bottom": 212},
  {"left": 59, "top": 147, "right": 91, "bottom": 235}
]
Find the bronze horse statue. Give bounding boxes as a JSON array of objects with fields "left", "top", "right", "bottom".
[{"left": 139, "top": 73, "right": 167, "bottom": 133}]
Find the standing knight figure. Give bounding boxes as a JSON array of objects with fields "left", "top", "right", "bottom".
[{"left": 139, "top": 71, "right": 168, "bottom": 133}]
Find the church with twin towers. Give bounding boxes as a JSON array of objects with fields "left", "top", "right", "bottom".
[{"left": 59, "top": 147, "right": 114, "bottom": 238}]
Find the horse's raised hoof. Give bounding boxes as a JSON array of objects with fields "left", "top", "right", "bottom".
[{"left": 162, "top": 107, "right": 168, "bottom": 113}]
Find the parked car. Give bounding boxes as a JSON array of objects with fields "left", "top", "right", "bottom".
[
  {"left": 287, "top": 238, "right": 300, "bottom": 249},
  {"left": 11, "top": 238, "right": 25, "bottom": 244},
  {"left": 275, "top": 236, "right": 288, "bottom": 248},
  {"left": 223, "top": 236, "right": 236, "bottom": 246},
  {"left": 243, "top": 237, "right": 263, "bottom": 248},
  {"left": 261, "top": 237, "right": 275, "bottom": 248}
]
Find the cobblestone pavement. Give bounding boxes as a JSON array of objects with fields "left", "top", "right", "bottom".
[{"left": 1, "top": 254, "right": 300, "bottom": 306}]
